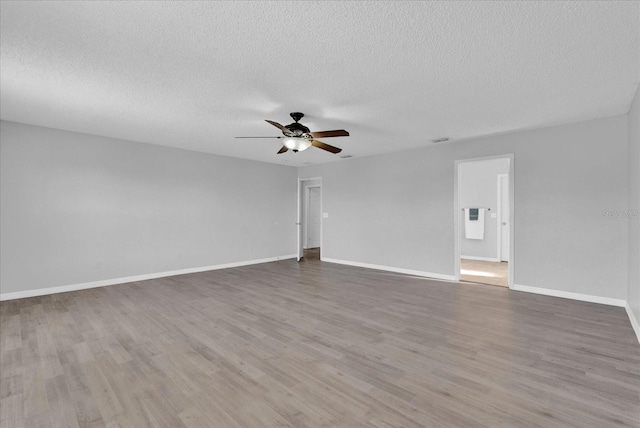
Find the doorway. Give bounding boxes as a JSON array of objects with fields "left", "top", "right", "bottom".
[
  {"left": 454, "top": 155, "right": 514, "bottom": 288},
  {"left": 297, "top": 178, "right": 322, "bottom": 261}
]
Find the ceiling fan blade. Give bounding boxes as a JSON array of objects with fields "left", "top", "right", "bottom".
[
  {"left": 277, "top": 146, "right": 289, "bottom": 154},
  {"left": 235, "top": 136, "right": 282, "bottom": 139},
  {"left": 311, "top": 139, "right": 342, "bottom": 154},
  {"left": 310, "top": 129, "right": 350, "bottom": 138},
  {"left": 265, "top": 120, "right": 290, "bottom": 134}
]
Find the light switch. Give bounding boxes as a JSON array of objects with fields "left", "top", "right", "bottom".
[
  {"left": 322, "top": 212, "right": 329, "bottom": 218},
  {"left": 490, "top": 213, "right": 497, "bottom": 218}
]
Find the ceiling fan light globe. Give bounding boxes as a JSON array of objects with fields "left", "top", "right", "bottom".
[{"left": 283, "top": 137, "right": 311, "bottom": 152}]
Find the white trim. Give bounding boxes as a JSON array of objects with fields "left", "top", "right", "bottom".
[
  {"left": 321, "top": 257, "right": 455, "bottom": 281},
  {"left": 297, "top": 178, "right": 302, "bottom": 261},
  {"left": 0, "top": 255, "right": 297, "bottom": 301},
  {"left": 496, "top": 173, "right": 508, "bottom": 262},
  {"left": 625, "top": 303, "right": 640, "bottom": 344},
  {"left": 496, "top": 174, "right": 502, "bottom": 262},
  {"left": 512, "top": 283, "right": 626, "bottom": 307},
  {"left": 508, "top": 159, "right": 514, "bottom": 287},
  {"left": 454, "top": 162, "right": 461, "bottom": 281},
  {"left": 304, "top": 184, "right": 309, "bottom": 249},
  {"left": 461, "top": 255, "right": 501, "bottom": 262}
]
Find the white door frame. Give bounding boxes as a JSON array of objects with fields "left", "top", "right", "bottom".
[
  {"left": 454, "top": 154, "right": 514, "bottom": 288},
  {"left": 297, "top": 177, "right": 322, "bottom": 261},
  {"left": 496, "top": 173, "right": 508, "bottom": 262},
  {"left": 305, "top": 185, "right": 322, "bottom": 249}
]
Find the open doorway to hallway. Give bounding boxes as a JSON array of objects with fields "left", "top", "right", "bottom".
[
  {"left": 455, "top": 156, "right": 513, "bottom": 288},
  {"left": 298, "top": 178, "right": 322, "bottom": 261}
]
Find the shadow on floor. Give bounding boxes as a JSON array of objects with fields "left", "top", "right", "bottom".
[{"left": 302, "top": 247, "right": 320, "bottom": 261}]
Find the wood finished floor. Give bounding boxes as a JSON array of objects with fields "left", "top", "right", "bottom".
[
  {"left": 460, "top": 259, "right": 509, "bottom": 288},
  {"left": 1, "top": 257, "right": 639, "bottom": 428}
]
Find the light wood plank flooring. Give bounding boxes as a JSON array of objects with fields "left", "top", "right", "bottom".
[
  {"left": 1, "top": 258, "right": 639, "bottom": 427},
  {"left": 460, "top": 259, "right": 509, "bottom": 287}
]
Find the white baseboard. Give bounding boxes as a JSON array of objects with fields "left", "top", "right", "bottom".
[
  {"left": 625, "top": 303, "right": 640, "bottom": 344},
  {"left": 461, "top": 255, "right": 501, "bottom": 262},
  {"left": 511, "top": 284, "right": 626, "bottom": 307},
  {"left": 0, "top": 254, "right": 297, "bottom": 301},
  {"left": 321, "top": 257, "right": 456, "bottom": 281}
]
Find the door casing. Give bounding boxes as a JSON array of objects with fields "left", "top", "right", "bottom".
[
  {"left": 497, "top": 173, "right": 509, "bottom": 262},
  {"left": 297, "top": 177, "right": 322, "bottom": 261}
]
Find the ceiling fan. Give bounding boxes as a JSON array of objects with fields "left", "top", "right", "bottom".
[{"left": 236, "top": 112, "right": 349, "bottom": 154}]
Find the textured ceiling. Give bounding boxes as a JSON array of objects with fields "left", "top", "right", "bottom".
[{"left": 1, "top": 1, "right": 639, "bottom": 166}]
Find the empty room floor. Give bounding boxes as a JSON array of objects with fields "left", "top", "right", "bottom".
[
  {"left": 461, "top": 259, "right": 509, "bottom": 287},
  {"left": 1, "top": 259, "right": 639, "bottom": 427}
]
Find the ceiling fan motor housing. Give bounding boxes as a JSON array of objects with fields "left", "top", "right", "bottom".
[
  {"left": 285, "top": 112, "right": 311, "bottom": 137},
  {"left": 285, "top": 122, "right": 311, "bottom": 137}
]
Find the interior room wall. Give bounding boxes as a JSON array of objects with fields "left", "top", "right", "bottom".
[
  {"left": 0, "top": 121, "right": 298, "bottom": 297},
  {"left": 459, "top": 158, "right": 509, "bottom": 260},
  {"left": 299, "top": 115, "right": 629, "bottom": 302},
  {"left": 628, "top": 85, "right": 640, "bottom": 335}
]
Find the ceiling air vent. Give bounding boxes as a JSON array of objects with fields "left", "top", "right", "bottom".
[{"left": 432, "top": 137, "right": 449, "bottom": 143}]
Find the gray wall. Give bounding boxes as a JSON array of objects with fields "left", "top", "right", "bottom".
[
  {"left": 300, "top": 115, "right": 629, "bottom": 300},
  {"left": 459, "top": 158, "right": 509, "bottom": 260},
  {"left": 1, "top": 113, "right": 634, "bottom": 305},
  {"left": 629, "top": 85, "right": 640, "bottom": 324},
  {"left": 0, "top": 121, "right": 297, "bottom": 295}
]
